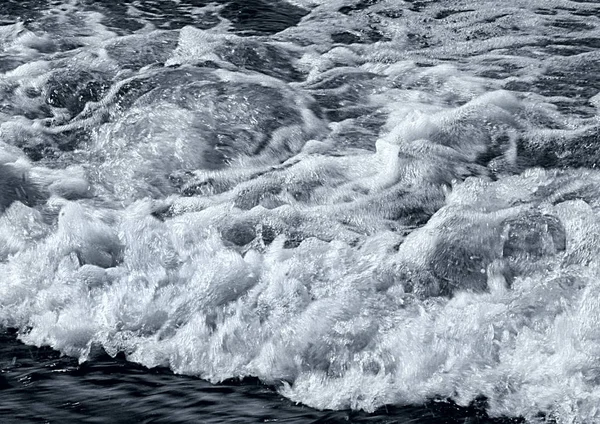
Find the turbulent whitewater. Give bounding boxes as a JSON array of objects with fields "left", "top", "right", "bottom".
[{"left": 1, "top": 0, "right": 600, "bottom": 422}]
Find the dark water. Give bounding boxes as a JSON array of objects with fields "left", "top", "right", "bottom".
[
  {"left": 0, "top": 330, "right": 516, "bottom": 423},
  {"left": 2, "top": 0, "right": 600, "bottom": 423}
]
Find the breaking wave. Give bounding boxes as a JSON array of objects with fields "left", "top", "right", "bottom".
[{"left": 2, "top": 0, "right": 600, "bottom": 422}]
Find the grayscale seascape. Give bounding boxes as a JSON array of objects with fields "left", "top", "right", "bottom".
[{"left": 1, "top": 1, "right": 600, "bottom": 422}]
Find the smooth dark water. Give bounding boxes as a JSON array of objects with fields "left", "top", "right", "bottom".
[{"left": 0, "top": 330, "right": 517, "bottom": 423}]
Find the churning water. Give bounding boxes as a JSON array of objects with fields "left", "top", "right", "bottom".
[{"left": 1, "top": 0, "right": 600, "bottom": 422}]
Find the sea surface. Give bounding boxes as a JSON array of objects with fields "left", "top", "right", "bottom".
[{"left": 1, "top": 0, "right": 599, "bottom": 422}]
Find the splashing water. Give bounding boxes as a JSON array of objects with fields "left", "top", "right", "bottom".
[{"left": 2, "top": 0, "right": 600, "bottom": 422}]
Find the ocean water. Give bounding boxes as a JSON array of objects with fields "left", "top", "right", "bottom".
[{"left": 1, "top": 0, "right": 600, "bottom": 422}]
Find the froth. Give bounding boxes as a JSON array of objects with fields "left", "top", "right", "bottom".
[{"left": 1, "top": 0, "right": 600, "bottom": 422}]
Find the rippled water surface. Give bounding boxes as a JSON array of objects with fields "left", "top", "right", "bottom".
[{"left": 1, "top": 0, "right": 600, "bottom": 422}]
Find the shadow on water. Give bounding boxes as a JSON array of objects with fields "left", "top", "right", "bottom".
[{"left": 0, "top": 329, "right": 523, "bottom": 424}]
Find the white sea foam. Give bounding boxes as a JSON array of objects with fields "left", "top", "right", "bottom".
[{"left": 1, "top": 0, "right": 600, "bottom": 422}]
